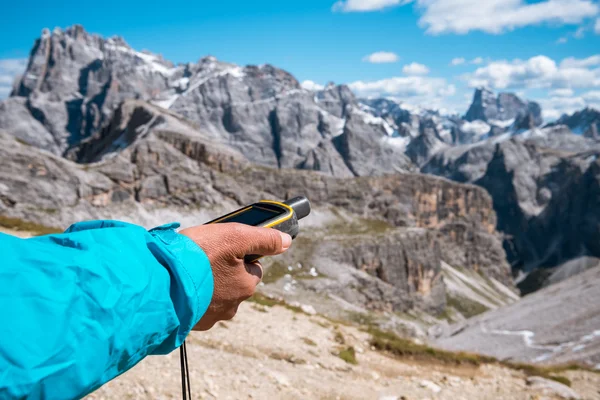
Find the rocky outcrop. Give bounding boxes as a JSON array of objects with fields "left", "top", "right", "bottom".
[
  {"left": 332, "top": 109, "right": 414, "bottom": 176},
  {"left": 464, "top": 88, "right": 542, "bottom": 126},
  {"left": 0, "top": 93, "right": 511, "bottom": 315},
  {"left": 10, "top": 26, "right": 174, "bottom": 154},
  {"left": 405, "top": 123, "right": 447, "bottom": 165},
  {"left": 3, "top": 26, "right": 419, "bottom": 178},
  {"left": 4, "top": 24, "right": 600, "bottom": 298},
  {"left": 423, "top": 129, "right": 600, "bottom": 290},
  {"left": 549, "top": 107, "right": 600, "bottom": 137}
]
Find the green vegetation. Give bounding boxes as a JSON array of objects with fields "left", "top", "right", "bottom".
[
  {"left": 337, "top": 346, "right": 357, "bottom": 365},
  {"left": 248, "top": 293, "right": 279, "bottom": 307},
  {"left": 368, "top": 327, "right": 495, "bottom": 366},
  {"left": 446, "top": 294, "right": 490, "bottom": 318},
  {"left": 262, "top": 261, "right": 290, "bottom": 284},
  {"left": 367, "top": 327, "right": 596, "bottom": 387},
  {"left": 262, "top": 260, "right": 321, "bottom": 284},
  {"left": 14, "top": 137, "right": 31, "bottom": 146},
  {"left": 0, "top": 215, "right": 62, "bottom": 236},
  {"left": 251, "top": 304, "right": 268, "bottom": 313},
  {"left": 269, "top": 351, "right": 306, "bottom": 365},
  {"left": 546, "top": 375, "right": 572, "bottom": 387},
  {"left": 334, "top": 330, "right": 346, "bottom": 345},
  {"left": 345, "top": 311, "right": 379, "bottom": 326},
  {"left": 314, "top": 319, "right": 331, "bottom": 329},
  {"left": 247, "top": 292, "right": 303, "bottom": 313},
  {"left": 325, "top": 207, "right": 393, "bottom": 236}
]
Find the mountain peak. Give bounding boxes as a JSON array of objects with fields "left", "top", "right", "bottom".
[{"left": 464, "top": 87, "right": 542, "bottom": 126}]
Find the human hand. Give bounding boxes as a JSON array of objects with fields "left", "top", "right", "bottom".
[{"left": 179, "top": 223, "right": 292, "bottom": 331}]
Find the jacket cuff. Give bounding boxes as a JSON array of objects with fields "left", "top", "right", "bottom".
[{"left": 149, "top": 223, "right": 214, "bottom": 353}]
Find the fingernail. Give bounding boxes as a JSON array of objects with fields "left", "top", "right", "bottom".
[{"left": 280, "top": 232, "right": 292, "bottom": 250}]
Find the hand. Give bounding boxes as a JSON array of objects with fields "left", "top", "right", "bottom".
[{"left": 179, "top": 223, "right": 292, "bottom": 331}]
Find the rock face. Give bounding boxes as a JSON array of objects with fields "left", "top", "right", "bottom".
[
  {"left": 2, "top": 26, "right": 415, "bottom": 178},
  {"left": 423, "top": 126, "right": 600, "bottom": 291},
  {"left": 9, "top": 23, "right": 600, "bottom": 301},
  {"left": 464, "top": 87, "right": 542, "bottom": 126},
  {"left": 0, "top": 92, "right": 511, "bottom": 319},
  {"left": 9, "top": 26, "right": 174, "bottom": 154},
  {"left": 548, "top": 107, "right": 600, "bottom": 137}
]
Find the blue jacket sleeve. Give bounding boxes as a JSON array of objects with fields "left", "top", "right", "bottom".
[{"left": 0, "top": 220, "right": 213, "bottom": 400}]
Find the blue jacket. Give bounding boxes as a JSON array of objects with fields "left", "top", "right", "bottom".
[{"left": 0, "top": 220, "right": 214, "bottom": 399}]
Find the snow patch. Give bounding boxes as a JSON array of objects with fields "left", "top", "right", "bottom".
[
  {"left": 171, "top": 77, "right": 189, "bottom": 90},
  {"left": 354, "top": 108, "right": 395, "bottom": 136},
  {"left": 183, "top": 66, "right": 245, "bottom": 96},
  {"left": 152, "top": 94, "right": 180, "bottom": 110},
  {"left": 488, "top": 118, "right": 515, "bottom": 128},
  {"left": 461, "top": 120, "right": 491, "bottom": 140},
  {"left": 104, "top": 44, "right": 175, "bottom": 77},
  {"left": 480, "top": 325, "right": 600, "bottom": 362},
  {"left": 382, "top": 136, "right": 411, "bottom": 151},
  {"left": 334, "top": 117, "right": 346, "bottom": 137}
]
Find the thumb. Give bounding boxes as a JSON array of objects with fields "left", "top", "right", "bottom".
[{"left": 233, "top": 224, "right": 292, "bottom": 257}]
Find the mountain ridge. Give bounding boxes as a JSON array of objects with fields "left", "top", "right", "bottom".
[{"left": 2, "top": 24, "right": 599, "bottom": 296}]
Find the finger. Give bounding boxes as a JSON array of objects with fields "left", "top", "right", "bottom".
[
  {"left": 244, "top": 261, "right": 263, "bottom": 284},
  {"left": 226, "top": 224, "right": 292, "bottom": 257}
]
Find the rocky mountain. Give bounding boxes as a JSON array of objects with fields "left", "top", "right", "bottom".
[
  {"left": 1, "top": 24, "right": 599, "bottom": 307},
  {"left": 4, "top": 26, "right": 175, "bottom": 154},
  {"left": 464, "top": 87, "right": 543, "bottom": 127},
  {"left": 422, "top": 122, "right": 600, "bottom": 291},
  {"left": 548, "top": 107, "right": 600, "bottom": 138},
  {"left": 1, "top": 25, "right": 413, "bottom": 178},
  {"left": 0, "top": 96, "right": 514, "bottom": 334}
]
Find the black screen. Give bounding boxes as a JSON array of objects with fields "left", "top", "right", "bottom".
[{"left": 217, "top": 206, "right": 281, "bottom": 226}]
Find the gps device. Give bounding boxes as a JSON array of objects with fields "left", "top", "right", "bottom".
[
  {"left": 179, "top": 196, "right": 311, "bottom": 400},
  {"left": 205, "top": 196, "right": 311, "bottom": 262}
]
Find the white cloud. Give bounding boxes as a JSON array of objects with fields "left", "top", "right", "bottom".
[
  {"left": 560, "top": 55, "right": 600, "bottom": 68},
  {"left": 362, "top": 51, "right": 400, "bottom": 63},
  {"left": 333, "top": 0, "right": 599, "bottom": 35},
  {"left": 539, "top": 95, "right": 587, "bottom": 120},
  {"left": 332, "top": 0, "right": 412, "bottom": 12},
  {"left": 550, "top": 88, "right": 575, "bottom": 97},
  {"left": 0, "top": 58, "right": 27, "bottom": 99},
  {"left": 301, "top": 80, "right": 325, "bottom": 91},
  {"left": 471, "top": 57, "right": 484, "bottom": 65},
  {"left": 595, "top": 18, "right": 600, "bottom": 33},
  {"left": 574, "top": 26, "right": 586, "bottom": 38},
  {"left": 465, "top": 55, "right": 600, "bottom": 90},
  {"left": 348, "top": 75, "right": 456, "bottom": 110},
  {"left": 556, "top": 36, "right": 569, "bottom": 44},
  {"left": 536, "top": 89, "right": 600, "bottom": 120},
  {"left": 451, "top": 57, "right": 465, "bottom": 66},
  {"left": 417, "top": 0, "right": 599, "bottom": 35},
  {"left": 402, "top": 62, "right": 430, "bottom": 75},
  {"left": 582, "top": 90, "right": 600, "bottom": 102}
]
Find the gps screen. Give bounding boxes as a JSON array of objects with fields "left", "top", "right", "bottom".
[{"left": 218, "top": 206, "right": 281, "bottom": 226}]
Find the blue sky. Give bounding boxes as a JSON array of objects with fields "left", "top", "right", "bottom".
[{"left": 1, "top": 0, "right": 600, "bottom": 118}]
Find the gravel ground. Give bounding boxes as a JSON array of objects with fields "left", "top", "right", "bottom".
[
  {"left": 434, "top": 266, "right": 600, "bottom": 367},
  {"left": 86, "top": 302, "right": 600, "bottom": 400}
]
